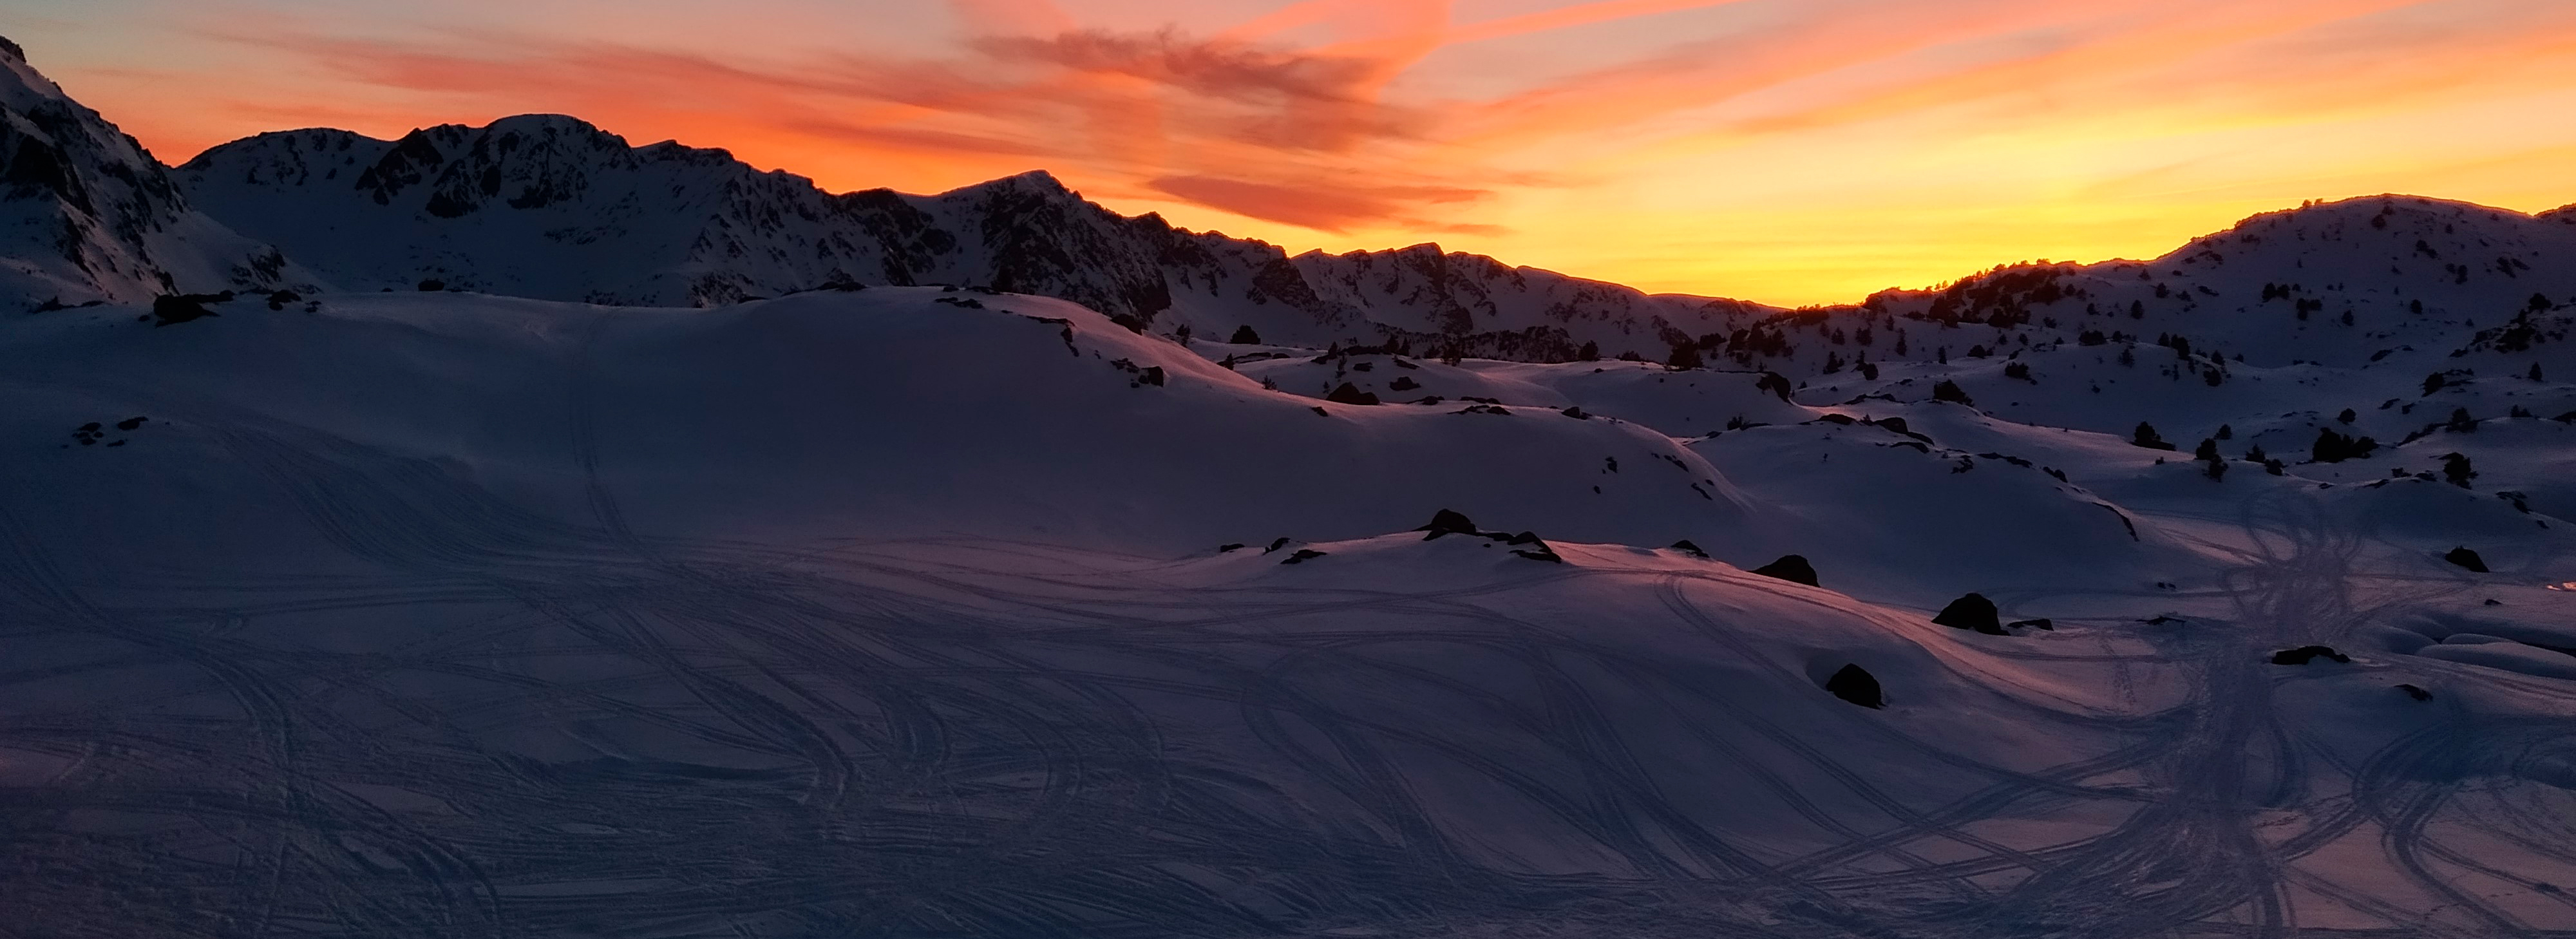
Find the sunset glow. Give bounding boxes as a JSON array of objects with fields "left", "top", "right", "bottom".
[{"left": 18, "top": 0, "right": 2576, "bottom": 305}]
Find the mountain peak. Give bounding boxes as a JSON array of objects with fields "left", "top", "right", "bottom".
[
  {"left": 0, "top": 39, "right": 307, "bottom": 304},
  {"left": 969, "top": 169, "right": 1078, "bottom": 200}
]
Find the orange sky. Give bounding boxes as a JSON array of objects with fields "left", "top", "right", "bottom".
[{"left": 15, "top": 0, "right": 2576, "bottom": 305}]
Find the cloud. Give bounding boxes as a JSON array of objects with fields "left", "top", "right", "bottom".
[{"left": 1148, "top": 175, "right": 1491, "bottom": 231}]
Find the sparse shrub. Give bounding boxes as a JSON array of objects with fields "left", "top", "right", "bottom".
[
  {"left": 2312, "top": 428, "right": 2378, "bottom": 463},
  {"left": 2441, "top": 453, "right": 2476, "bottom": 488}
]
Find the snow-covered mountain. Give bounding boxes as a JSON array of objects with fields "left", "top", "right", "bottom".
[
  {"left": 0, "top": 39, "right": 314, "bottom": 306},
  {"left": 11, "top": 31, "right": 2576, "bottom": 938},
  {"left": 177, "top": 116, "right": 1766, "bottom": 357}
]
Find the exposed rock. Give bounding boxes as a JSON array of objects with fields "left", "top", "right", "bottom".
[
  {"left": 2396, "top": 684, "right": 2432, "bottom": 701},
  {"left": 1264, "top": 537, "right": 1292, "bottom": 553},
  {"left": 2269, "top": 645, "right": 2351, "bottom": 665},
  {"left": 1217, "top": 543, "right": 1245, "bottom": 553},
  {"left": 1933, "top": 593, "right": 2003, "bottom": 634},
  {"left": 151, "top": 292, "right": 225, "bottom": 326},
  {"left": 1824, "top": 664, "right": 1884, "bottom": 708},
  {"left": 1416, "top": 509, "right": 1479, "bottom": 539},
  {"left": 2006, "top": 618, "right": 2054, "bottom": 631},
  {"left": 1669, "top": 540, "right": 1709, "bottom": 558},
  {"left": 1325, "top": 383, "right": 1380, "bottom": 406},
  {"left": 2443, "top": 547, "right": 2488, "bottom": 573},
  {"left": 1750, "top": 555, "right": 1819, "bottom": 587},
  {"left": 1280, "top": 549, "right": 1328, "bottom": 565}
]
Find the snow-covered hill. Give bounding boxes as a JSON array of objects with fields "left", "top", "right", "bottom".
[
  {"left": 0, "top": 39, "right": 315, "bottom": 306},
  {"left": 9, "top": 30, "right": 2576, "bottom": 939},
  {"left": 8, "top": 285, "right": 2576, "bottom": 937},
  {"left": 176, "top": 116, "right": 1765, "bottom": 357}
]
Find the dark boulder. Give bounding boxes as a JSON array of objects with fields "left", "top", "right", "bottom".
[
  {"left": 1217, "top": 543, "right": 1246, "bottom": 553},
  {"left": 151, "top": 294, "right": 222, "bottom": 327},
  {"left": 1750, "top": 555, "right": 1819, "bottom": 587},
  {"left": 1264, "top": 537, "right": 1292, "bottom": 553},
  {"left": 1416, "top": 509, "right": 1479, "bottom": 540},
  {"left": 2269, "top": 645, "right": 2351, "bottom": 665},
  {"left": 1932, "top": 593, "right": 2003, "bottom": 634},
  {"left": 2443, "top": 547, "right": 2488, "bottom": 573},
  {"left": 1824, "top": 664, "right": 1884, "bottom": 708},
  {"left": 1280, "top": 549, "right": 1328, "bottom": 565},
  {"left": 1326, "top": 383, "right": 1380, "bottom": 406},
  {"left": 1669, "top": 540, "right": 1709, "bottom": 559}
]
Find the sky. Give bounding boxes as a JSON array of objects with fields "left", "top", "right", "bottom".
[{"left": 7, "top": 0, "right": 2576, "bottom": 306}]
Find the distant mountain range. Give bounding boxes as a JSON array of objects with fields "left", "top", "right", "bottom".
[{"left": 4, "top": 33, "right": 2573, "bottom": 371}]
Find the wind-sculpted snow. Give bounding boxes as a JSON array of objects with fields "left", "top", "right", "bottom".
[
  {"left": 8, "top": 30, "right": 2576, "bottom": 938},
  {"left": 8, "top": 286, "right": 2576, "bottom": 937}
]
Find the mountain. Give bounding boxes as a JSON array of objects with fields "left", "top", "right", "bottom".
[
  {"left": 0, "top": 39, "right": 313, "bottom": 305},
  {"left": 177, "top": 116, "right": 1768, "bottom": 358},
  {"left": 12, "top": 32, "right": 2576, "bottom": 937}
]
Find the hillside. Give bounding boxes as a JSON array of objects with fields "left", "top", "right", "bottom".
[{"left": 6, "top": 32, "right": 2576, "bottom": 939}]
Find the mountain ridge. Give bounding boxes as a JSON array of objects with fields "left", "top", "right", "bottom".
[
  {"left": 175, "top": 112, "right": 1768, "bottom": 359},
  {"left": 0, "top": 39, "right": 312, "bottom": 305}
]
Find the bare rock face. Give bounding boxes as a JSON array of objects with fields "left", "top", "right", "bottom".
[{"left": 2444, "top": 547, "right": 2489, "bottom": 573}]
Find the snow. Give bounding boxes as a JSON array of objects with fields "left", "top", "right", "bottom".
[
  {"left": 175, "top": 120, "right": 1767, "bottom": 358},
  {"left": 5, "top": 33, "right": 2576, "bottom": 939}
]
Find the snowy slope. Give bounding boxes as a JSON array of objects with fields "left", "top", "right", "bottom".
[
  {"left": 7, "top": 285, "right": 2576, "bottom": 937},
  {"left": 0, "top": 39, "right": 316, "bottom": 307},
  {"left": 9, "top": 30, "right": 2576, "bottom": 938},
  {"left": 178, "top": 117, "right": 1768, "bottom": 357}
]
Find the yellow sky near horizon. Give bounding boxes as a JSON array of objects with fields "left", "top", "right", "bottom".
[{"left": 15, "top": 0, "right": 2576, "bottom": 305}]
